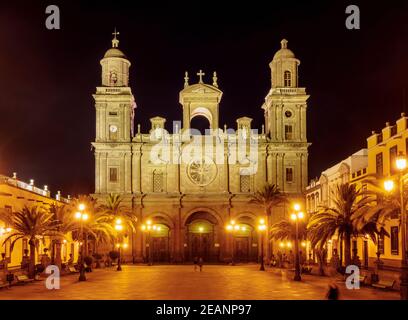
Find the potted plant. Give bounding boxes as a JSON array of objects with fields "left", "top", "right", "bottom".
[
  {"left": 108, "top": 251, "right": 119, "bottom": 266},
  {"left": 93, "top": 253, "right": 103, "bottom": 269},
  {"left": 34, "top": 264, "right": 45, "bottom": 280},
  {"left": 84, "top": 256, "right": 93, "bottom": 272}
]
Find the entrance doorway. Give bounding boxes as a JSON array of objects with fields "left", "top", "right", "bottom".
[
  {"left": 232, "top": 223, "right": 255, "bottom": 262},
  {"left": 185, "top": 212, "right": 219, "bottom": 262},
  {"left": 150, "top": 224, "right": 170, "bottom": 263}
]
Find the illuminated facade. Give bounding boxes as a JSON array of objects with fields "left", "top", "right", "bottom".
[
  {"left": 306, "top": 149, "right": 368, "bottom": 262},
  {"left": 0, "top": 174, "right": 76, "bottom": 271},
  {"left": 306, "top": 113, "right": 408, "bottom": 270},
  {"left": 365, "top": 114, "right": 408, "bottom": 268},
  {"left": 92, "top": 34, "right": 310, "bottom": 263}
]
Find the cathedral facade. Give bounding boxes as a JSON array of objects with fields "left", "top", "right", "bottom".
[{"left": 92, "top": 34, "right": 310, "bottom": 263}]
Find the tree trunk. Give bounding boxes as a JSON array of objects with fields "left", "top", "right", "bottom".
[
  {"left": 339, "top": 235, "right": 343, "bottom": 267},
  {"left": 344, "top": 233, "right": 352, "bottom": 267},
  {"left": 54, "top": 240, "right": 62, "bottom": 271},
  {"left": 28, "top": 238, "right": 36, "bottom": 279}
]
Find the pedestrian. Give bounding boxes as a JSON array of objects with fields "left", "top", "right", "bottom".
[
  {"left": 198, "top": 257, "right": 203, "bottom": 272},
  {"left": 288, "top": 250, "right": 294, "bottom": 267},
  {"left": 326, "top": 282, "right": 340, "bottom": 300},
  {"left": 277, "top": 250, "right": 282, "bottom": 268},
  {"left": 193, "top": 256, "right": 198, "bottom": 271}
]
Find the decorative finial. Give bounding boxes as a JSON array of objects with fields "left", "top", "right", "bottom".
[
  {"left": 212, "top": 71, "right": 218, "bottom": 87},
  {"left": 281, "top": 39, "right": 288, "bottom": 49},
  {"left": 112, "top": 28, "right": 120, "bottom": 48},
  {"left": 197, "top": 69, "right": 205, "bottom": 84},
  {"left": 184, "top": 71, "right": 189, "bottom": 87},
  {"left": 224, "top": 124, "right": 227, "bottom": 133},
  {"left": 137, "top": 124, "right": 141, "bottom": 134},
  {"left": 262, "top": 124, "right": 265, "bottom": 134}
]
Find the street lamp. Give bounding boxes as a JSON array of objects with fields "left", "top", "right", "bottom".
[
  {"left": 141, "top": 220, "right": 162, "bottom": 266},
  {"left": 116, "top": 242, "right": 128, "bottom": 271},
  {"left": 74, "top": 203, "right": 89, "bottom": 281},
  {"left": 258, "top": 218, "right": 267, "bottom": 271},
  {"left": 226, "top": 220, "right": 246, "bottom": 266},
  {"left": 291, "top": 203, "right": 304, "bottom": 281},
  {"left": 115, "top": 218, "right": 124, "bottom": 271},
  {"left": 384, "top": 151, "right": 408, "bottom": 300}
]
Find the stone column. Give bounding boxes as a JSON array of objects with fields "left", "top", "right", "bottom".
[
  {"left": 133, "top": 146, "right": 142, "bottom": 193},
  {"left": 95, "top": 152, "right": 100, "bottom": 193},
  {"left": 266, "top": 149, "right": 272, "bottom": 184},
  {"left": 277, "top": 153, "right": 284, "bottom": 190},
  {"left": 223, "top": 146, "right": 230, "bottom": 193},
  {"left": 102, "top": 153, "right": 108, "bottom": 193},
  {"left": 301, "top": 105, "right": 307, "bottom": 142},
  {"left": 134, "top": 205, "right": 144, "bottom": 263},
  {"left": 125, "top": 152, "right": 132, "bottom": 193},
  {"left": 173, "top": 205, "right": 183, "bottom": 263}
]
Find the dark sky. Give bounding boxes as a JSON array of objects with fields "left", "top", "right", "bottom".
[{"left": 0, "top": 0, "right": 408, "bottom": 196}]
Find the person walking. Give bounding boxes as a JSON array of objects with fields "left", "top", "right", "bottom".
[
  {"left": 198, "top": 257, "right": 203, "bottom": 272},
  {"left": 193, "top": 256, "right": 198, "bottom": 271},
  {"left": 326, "top": 282, "right": 340, "bottom": 300}
]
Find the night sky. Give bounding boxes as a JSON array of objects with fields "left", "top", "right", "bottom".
[{"left": 0, "top": 0, "right": 408, "bottom": 196}]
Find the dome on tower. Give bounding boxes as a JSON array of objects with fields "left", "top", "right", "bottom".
[
  {"left": 272, "top": 39, "right": 295, "bottom": 60},
  {"left": 104, "top": 47, "right": 127, "bottom": 59}
]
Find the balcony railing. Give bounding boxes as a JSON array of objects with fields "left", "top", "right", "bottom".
[{"left": 1, "top": 175, "right": 69, "bottom": 203}]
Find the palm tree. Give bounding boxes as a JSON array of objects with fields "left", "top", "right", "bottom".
[
  {"left": 250, "top": 183, "right": 288, "bottom": 262},
  {"left": 49, "top": 204, "right": 77, "bottom": 270},
  {"left": 0, "top": 206, "right": 57, "bottom": 278},
  {"left": 69, "top": 195, "right": 116, "bottom": 256},
  {"left": 100, "top": 193, "right": 138, "bottom": 232},
  {"left": 307, "top": 183, "right": 374, "bottom": 267},
  {"left": 270, "top": 219, "right": 307, "bottom": 242}
]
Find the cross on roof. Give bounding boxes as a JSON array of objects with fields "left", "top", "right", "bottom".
[
  {"left": 112, "top": 28, "right": 120, "bottom": 48},
  {"left": 197, "top": 70, "right": 205, "bottom": 83}
]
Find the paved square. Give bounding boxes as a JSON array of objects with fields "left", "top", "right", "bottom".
[{"left": 0, "top": 265, "right": 399, "bottom": 300}]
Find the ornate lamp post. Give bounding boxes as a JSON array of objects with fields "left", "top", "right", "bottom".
[
  {"left": 258, "top": 218, "right": 267, "bottom": 271},
  {"left": 290, "top": 203, "right": 304, "bottom": 281},
  {"left": 141, "top": 220, "right": 162, "bottom": 266},
  {"left": 384, "top": 151, "right": 408, "bottom": 300},
  {"left": 0, "top": 227, "right": 12, "bottom": 274},
  {"left": 74, "top": 203, "right": 89, "bottom": 281},
  {"left": 116, "top": 242, "right": 128, "bottom": 271},
  {"left": 115, "top": 219, "right": 124, "bottom": 271}
]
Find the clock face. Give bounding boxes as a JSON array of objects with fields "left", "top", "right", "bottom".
[{"left": 110, "top": 125, "right": 118, "bottom": 133}]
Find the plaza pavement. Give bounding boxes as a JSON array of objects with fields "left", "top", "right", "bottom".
[{"left": 0, "top": 264, "right": 399, "bottom": 300}]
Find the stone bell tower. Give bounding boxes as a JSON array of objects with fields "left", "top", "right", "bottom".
[
  {"left": 92, "top": 30, "right": 134, "bottom": 194},
  {"left": 262, "top": 39, "right": 310, "bottom": 194},
  {"left": 179, "top": 70, "right": 223, "bottom": 132}
]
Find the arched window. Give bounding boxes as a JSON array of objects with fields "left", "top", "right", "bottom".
[
  {"left": 153, "top": 170, "right": 164, "bottom": 192},
  {"left": 284, "top": 71, "right": 291, "bottom": 87}
]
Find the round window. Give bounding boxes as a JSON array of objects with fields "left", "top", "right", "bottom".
[{"left": 285, "top": 110, "right": 292, "bottom": 118}]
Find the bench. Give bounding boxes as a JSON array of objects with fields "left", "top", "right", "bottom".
[
  {"left": 301, "top": 266, "right": 313, "bottom": 274},
  {"left": 15, "top": 274, "right": 34, "bottom": 284},
  {"left": 68, "top": 266, "right": 78, "bottom": 273},
  {"left": 0, "top": 279, "right": 9, "bottom": 289},
  {"left": 359, "top": 275, "right": 367, "bottom": 285},
  {"left": 372, "top": 280, "right": 396, "bottom": 290}
]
